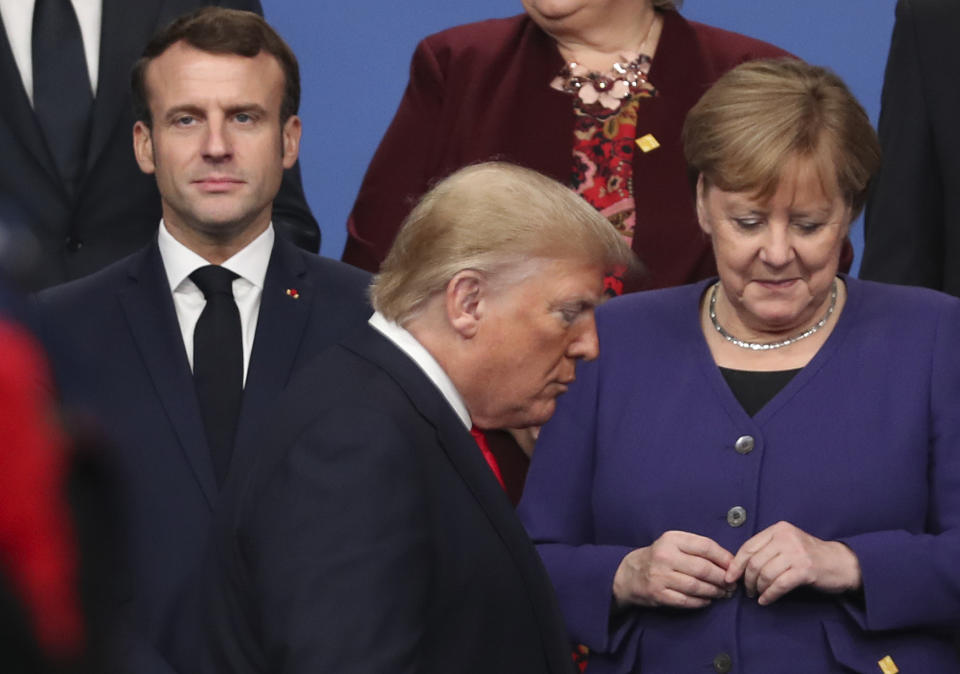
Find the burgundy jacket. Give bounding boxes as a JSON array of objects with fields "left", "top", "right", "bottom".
[{"left": 343, "top": 11, "right": 794, "bottom": 290}]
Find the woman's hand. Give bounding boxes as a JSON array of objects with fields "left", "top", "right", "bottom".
[
  {"left": 725, "top": 521, "right": 862, "bottom": 605},
  {"left": 612, "top": 531, "right": 735, "bottom": 609}
]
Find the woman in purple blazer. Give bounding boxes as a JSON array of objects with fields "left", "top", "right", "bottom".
[{"left": 519, "top": 59, "right": 960, "bottom": 672}]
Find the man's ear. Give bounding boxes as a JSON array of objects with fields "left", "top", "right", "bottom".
[
  {"left": 445, "top": 270, "right": 486, "bottom": 339},
  {"left": 281, "top": 115, "right": 302, "bottom": 169},
  {"left": 133, "top": 121, "right": 156, "bottom": 175},
  {"left": 695, "top": 173, "right": 712, "bottom": 236}
]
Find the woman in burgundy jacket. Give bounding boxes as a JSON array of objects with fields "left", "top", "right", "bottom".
[{"left": 343, "top": 0, "right": 795, "bottom": 293}]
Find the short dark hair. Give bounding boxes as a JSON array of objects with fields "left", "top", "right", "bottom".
[{"left": 131, "top": 7, "right": 300, "bottom": 127}]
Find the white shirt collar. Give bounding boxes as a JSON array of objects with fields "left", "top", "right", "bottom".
[
  {"left": 368, "top": 311, "right": 472, "bottom": 430},
  {"left": 157, "top": 220, "right": 274, "bottom": 292}
]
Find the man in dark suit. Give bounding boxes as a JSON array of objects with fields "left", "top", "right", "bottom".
[
  {"left": 36, "top": 9, "right": 369, "bottom": 673},
  {"left": 0, "top": 0, "right": 318, "bottom": 291},
  {"left": 861, "top": 0, "right": 960, "bottom": 296},
  {"left": 202, "top": 162, "right": 635, "bottom": 674}
]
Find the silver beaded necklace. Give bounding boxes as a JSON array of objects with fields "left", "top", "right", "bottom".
[{"left": 708, "top": 279, "right": 838, "bottom": 351}]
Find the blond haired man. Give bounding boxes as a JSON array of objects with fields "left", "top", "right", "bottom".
[{"left": 203, "top": 162, "right": 633, "bottom": 674}]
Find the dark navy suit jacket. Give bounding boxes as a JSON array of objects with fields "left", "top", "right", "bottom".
[
  {"left": 37, "top": 236, "right": 370, "bottom": 673},
  {"left": 861, "top": 0, "right": 960, "bottom": 296},
  {"left": 201, "top": 324, "right": 575, "bottom": 674}
]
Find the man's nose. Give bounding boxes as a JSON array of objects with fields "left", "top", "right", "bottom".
[
  {"left": 568, "top": 313, "right": 600, "bottom": 361},
  {"left": 202, "top": 121, "right": 232, "bottom": 161}
]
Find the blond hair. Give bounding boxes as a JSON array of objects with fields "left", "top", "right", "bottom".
[
  {"left": 682, "top": 59, "right": 880, "bottom": 219},
  {"left": 370, "top": 162, "right": 635, "bottom": 324}
]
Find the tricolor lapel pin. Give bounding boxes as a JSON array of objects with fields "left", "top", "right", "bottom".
[{"left": 285, "top": 288, "right": 300, "bottom": 299}]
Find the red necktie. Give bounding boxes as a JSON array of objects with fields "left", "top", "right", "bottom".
[{"left": 469, "top": 425, "right": 506, "bottom": 491}]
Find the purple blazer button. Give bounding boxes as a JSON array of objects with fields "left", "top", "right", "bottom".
[
  {"left": 726, "top": 506, "right": 747, "bottom": 527},
  {"left": 713, "top": 652, "right": 733, "bottom": 673}
]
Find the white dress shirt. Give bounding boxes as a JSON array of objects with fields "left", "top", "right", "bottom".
[
  {"left": 368, "top": 311, "right": 472, "bottom": 430},
  {"left": 158, "top": 221, "right": 274, "bottom": 386},
  {"left": 0, "top": 0, "right": 101, "bottom": 104}
]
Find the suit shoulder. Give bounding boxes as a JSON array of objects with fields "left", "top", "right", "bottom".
[
  {"left": 36, "top": 249, "right": 144, "bottom": 309},
  {"left": 422, "top": 14, "right": 529, "bottom": 48},
  {"left": 849, "top": 276, "right": 960, "bottom": 319},
  {"left": 418, "top": 14, "right": 537, "bottom": 67},
  {"left": 595, "top": 283, "right": 704, "bottom": 351},
  {"left": 301, "top": 254, "right": 370, "bottom": 287},
  {"left": 299, "top": 254, "right": 372, "bottom": 311},
  {"left": 685, "top": 16, "right": 793, "bottom": 62},
  {"left": 236, "top": 342, "right": 421, "bottom": 491},
  {"left": 599, "top": 282, "right": 703, "bottom": 322}
]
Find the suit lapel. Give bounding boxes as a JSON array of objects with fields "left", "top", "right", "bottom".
[
  {"left": 85, "top": 0, "right": 163, "bottom": 175},
  {"left": 234, "top": 238, "right": 312, "bottom": 445},
  {"left": 118, "top": 243, "right": 218, "bottom": 507},
  {"left": 348, "top": 326, "right": 569, "bottom": 663},
  {"left": 0, "top": 14, "right": 62, "bottom": 192},
  {"left": 348, "top": 326, "right": 542, "bottom": 566}
]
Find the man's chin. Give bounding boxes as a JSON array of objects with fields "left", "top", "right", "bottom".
[
  {"left": 188, "top": 213, "right": 260, "bottom": 239},
  {"left": 513, "top": 401, "right": 558, "bottom": 430}
]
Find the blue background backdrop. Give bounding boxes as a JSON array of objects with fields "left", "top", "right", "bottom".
[{"left": 263, "top": 1, "right": 898, "bottom": 274}]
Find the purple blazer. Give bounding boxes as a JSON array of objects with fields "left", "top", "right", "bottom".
[
  {"left": 342, "top": 11, "right": 792, "bottom": 289},
  {"left": 519, "top": 277, "right": 960, "bottom": 672}
]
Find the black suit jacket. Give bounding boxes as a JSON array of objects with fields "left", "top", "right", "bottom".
[
  {"left": 202, "top": 324, "right": 575, "bottom": 674},
  {"left": 36, "top": 236, "right": 371, "bottom": 673},
  {"left": 861, "top": 0, "right": 960, "bottom": 296},
  {"left": 0, "top": 0, "right": 319, "bottom": 291}
]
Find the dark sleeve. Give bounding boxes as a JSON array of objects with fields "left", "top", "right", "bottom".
[
  {"left": 217, "top": 0, "right": 263, "bottom": 13},
  {"left": 237, "top": 409, "right": 431, "bottom": 672},
  {"left": 341, "top": 37, "right": 446, "bottom": 271},
  {"left": 860, "top": 0, "right": 944, "bottom": 288},
  {"left": 272, "top": 163, "right": 320, "bottom": 254},
  {"left": 218, "top": 0, "right": 321, "bottom": 254}
]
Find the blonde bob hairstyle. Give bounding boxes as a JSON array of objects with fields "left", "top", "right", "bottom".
[
  {"left": 682, "top": 59, "right": 880, "bottom": 221},
  {"left": 370, "top": 162, "right": 635, "bottom": 325}
]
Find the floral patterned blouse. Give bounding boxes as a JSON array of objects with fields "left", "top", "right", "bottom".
[{"left": 552, "top": 54, "right": 657, "bottom": 297}]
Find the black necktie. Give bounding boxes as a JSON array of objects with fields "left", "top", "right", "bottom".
[
  {"left": 32, "top": 0, "right": 94, "bottom": 197},
  {"left": 190, "top": 265, "right": 243, "bottom": 486}
]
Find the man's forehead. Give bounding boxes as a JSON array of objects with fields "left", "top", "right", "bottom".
[
  {"left": 144, "top": 41, "right": 282, "bottom": 95},
  {"left": 498, "top": 258, "right": 604, "bottom": 303}
]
